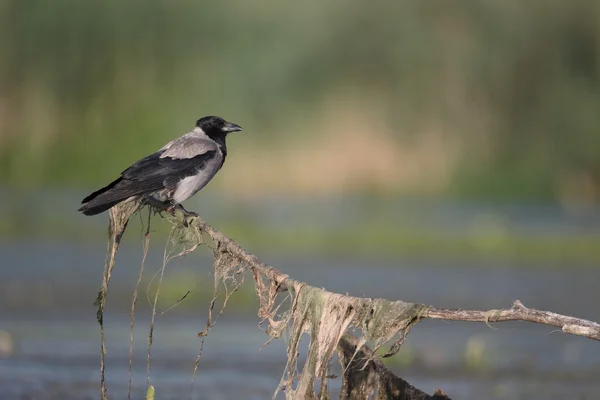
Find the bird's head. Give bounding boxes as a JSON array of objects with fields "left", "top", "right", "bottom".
[{"left": 196, "top": 116, "right": 243, "bottom": 138}]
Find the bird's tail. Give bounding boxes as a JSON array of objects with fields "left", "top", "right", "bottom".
[
  {"left": 79, "top": 199, "right": 123, "bottom": 216},
  {"left": 79, "top": 177, "right": 135, "bottom": 215}
]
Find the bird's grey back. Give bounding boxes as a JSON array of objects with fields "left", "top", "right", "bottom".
[{"left": 160, "top": 130, "right": 220, "bottom": 160}]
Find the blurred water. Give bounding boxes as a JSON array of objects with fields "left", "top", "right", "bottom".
[
  {"left": 1, "top": 194, "right": 600, "bottom": 399},
  {"left": 1, "top": 241, "right": 600, "bottom": 399}
]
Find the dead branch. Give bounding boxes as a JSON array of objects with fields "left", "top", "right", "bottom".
[
  {"left": 191, "top": 214, "right": 600, "bottom": 342},
  {"left": 426, "top": 301, "right": 600, "bottom": 341},
  {"left": 100, "top": 203, "right": 600, "bottom": 400}
]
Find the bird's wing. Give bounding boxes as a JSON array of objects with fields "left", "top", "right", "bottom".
[
  {"left": 120, "top": 137, "right": 220, "bottom": 191},
  {"left": 160, "top": 136, "right": 218, "bottom": 159}
]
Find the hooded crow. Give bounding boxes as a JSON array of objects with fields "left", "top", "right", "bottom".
[{"left": 79, "top": 116, "right": 243, "bottom": 216}]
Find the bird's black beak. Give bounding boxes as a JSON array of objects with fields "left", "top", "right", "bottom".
[{"left": 222, "top": 122, "right": 243, "bottom": 133}]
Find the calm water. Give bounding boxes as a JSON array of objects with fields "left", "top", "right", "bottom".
[{"left": 1, "top": 194, "right": 600, "bottom": 399}]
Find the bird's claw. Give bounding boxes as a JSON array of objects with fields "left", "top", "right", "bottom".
[
  {"left": 183, "top": 209, "right": 199, "bottom": 218},
  {"left": 169, "top": 204, "right": 198, "bottom": 227},
  {"left": 166, "top": 205, "right": 177, "bottom": 215},
  {"left": 141, "top": 197, "right": 198, "bottom": 227}
]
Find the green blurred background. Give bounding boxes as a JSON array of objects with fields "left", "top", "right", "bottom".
[
  {"left": 2, "top": 3, "right": 600, "bottom": 399},
  {"left": 1, "top": 0, "right": 599, "bottom": 261},
  {"left": 1, "top": 0, "right": 599, "bottom": 202}
]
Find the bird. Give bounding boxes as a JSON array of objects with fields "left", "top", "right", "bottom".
[{"left": 78, "top": 116, "right": 243, "bottom": 217}]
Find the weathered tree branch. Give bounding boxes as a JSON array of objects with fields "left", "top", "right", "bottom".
[
  {"left": 101, "top": 204, "right": 600, "bottom": 400},
  {"left": 193, "top": 215, "right": 600, "bottom": 341},
  {"left": 426, "top": 302, "right": 600, "bottom": 341}
]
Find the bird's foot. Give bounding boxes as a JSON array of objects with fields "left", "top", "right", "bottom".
[
  {"left": 167, "top": 204, "right": 198, "bottom": 227},
  {"left": 142, "top": 197, "right": 197, "bottom": 227}
]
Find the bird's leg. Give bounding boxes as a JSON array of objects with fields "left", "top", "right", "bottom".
[{"left": 142, "top": 196, "right": 170, "bottom": 216}]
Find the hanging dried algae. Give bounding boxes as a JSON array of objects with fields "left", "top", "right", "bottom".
[
  {"left": 167, "top": 211, "right": 432, "bottom": 399},
  {"left": 96, "top": 201, "right": 141, "bottom": 400}
]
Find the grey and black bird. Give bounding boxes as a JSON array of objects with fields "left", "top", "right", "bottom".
[{"left": 79, "top": 116, "right": 243, "bottom": 216}]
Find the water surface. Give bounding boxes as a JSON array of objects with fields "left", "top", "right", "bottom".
[{"left": 1, "top": 195, "right": 599, "bottom": 399}]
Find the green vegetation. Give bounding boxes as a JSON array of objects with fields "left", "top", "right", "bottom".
[
  {"left": 186, "top": 223, "right": 600, "bottom": 263},
  {"left": 145, "top": 386, "right": 154, "bottom": 400},
  {"left": 1, "top": 2, "right": 597, "bottom": 263},
  {"left": 2, "top": 207, "right": 598, "bottom": 263},
  {"left": 1, "top": 1, "right": 600, "bottom": 203}
]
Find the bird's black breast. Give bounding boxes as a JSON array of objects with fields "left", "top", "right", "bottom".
[{"left": 121, "top": 150, "right": 219, "bottom": 190}]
